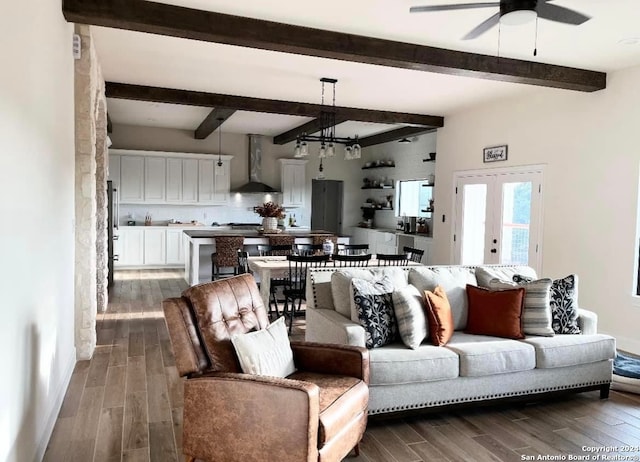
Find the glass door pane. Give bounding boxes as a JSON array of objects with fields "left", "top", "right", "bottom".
[
  {"left": 499, "top": 181, "right": 532, "bottom": 265},
  {"left": 460, "top": 183, "right": 488, "bottom": 265}
]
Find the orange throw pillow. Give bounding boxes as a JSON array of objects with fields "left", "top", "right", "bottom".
[
  {"left": 465, "top": 284, "right": 526, "bottom": 339},
  {"left": 424, "top": 286, "right": 454, "bottom": 346}
]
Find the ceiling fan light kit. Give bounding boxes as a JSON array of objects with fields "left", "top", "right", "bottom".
[
  {"left": 293, "top": 78, "right": 362, "bottom": 163},
  {"left": 410, "top": 0, "right": 591, "bottom": 40}
]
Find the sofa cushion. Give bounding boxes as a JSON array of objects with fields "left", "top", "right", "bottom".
[
  {"left": 466, "top": 285, "right": 526, "bottom": 340},
  {"left": 475, "top": 265, "right": 538, "bottom": 289},
  {"left": 445, "top": 332, "right": 536, "bottom": 377},
  {"left": 409, "top": 267, "right": 477, "bottom": 330},
  {"left": 515, "top": 274, "right": 581, "bottom": 335},
  {"left": 522, "top": 334, "right": 616, "bottom": 369},
  {"left": 369, "top": 343, "right": 459, "bottom": 385},
  {"left": 488, "top": 278, "right": 555, "bottom": 337},
  {"left": 331, "top": 268, "right": 407, "bottom": 318},
  {"left": 424, "top": 286, "right": 454, "bottom": 346},
  {"left": 392, "top": 285, "right": 428, "bottom": 349},
  {"left": 351, "top": 277, "right": 397, "bottom": 349}
]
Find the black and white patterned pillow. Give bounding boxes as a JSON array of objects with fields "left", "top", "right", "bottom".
[
  {"left": 513, "top": 274, "right": 580, "bottom": 334},
  {"left": 351, "top": 276, "right": 397, "bottom": 348}
]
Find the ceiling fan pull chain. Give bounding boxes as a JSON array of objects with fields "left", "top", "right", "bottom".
[{"left": 533, "top": 16, "right": 539, "bottom": 57}]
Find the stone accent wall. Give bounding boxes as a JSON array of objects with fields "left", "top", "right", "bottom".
[
  {"left": 74, "top": 24, "right": 107, "bottom": 359},
  {"left": 95, "top": 98, "right": 108, "bottom": 313}
]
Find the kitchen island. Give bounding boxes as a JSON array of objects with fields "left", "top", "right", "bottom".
[{"left": 183, "top": 229, "right": 350, "bottom": 285}]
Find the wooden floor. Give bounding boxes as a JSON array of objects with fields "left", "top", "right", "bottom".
[{"left": 43, "top": 269, "right": 640, "bottom": 462}]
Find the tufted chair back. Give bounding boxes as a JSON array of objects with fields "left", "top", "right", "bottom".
[{"left": 164, "top": 274, "right": 269, "bottom": 376}]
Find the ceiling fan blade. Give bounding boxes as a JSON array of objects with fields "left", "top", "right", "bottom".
[
  {"left": 410, "top": 3, "right": 499, "bottom": 13},
  {"left": 536, "top": 2, "right": 591, "bottom": 25},
  {"left": 462, "top": 11, "right": 500, "bottom": 40}
]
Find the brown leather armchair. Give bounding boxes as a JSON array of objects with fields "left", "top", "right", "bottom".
[{"left": 163, "top": 274, "right": 369, "bottom": 462}]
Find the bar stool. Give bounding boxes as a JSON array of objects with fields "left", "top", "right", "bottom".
[{"left": 211, "top": 236, "right": 245, "bottom": 280}]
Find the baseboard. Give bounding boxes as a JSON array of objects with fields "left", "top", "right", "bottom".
[
  {"left": 603, "top": 331, "right": 640, "bottom": 356},
  {"left": 33, "top": 347, "right": 77, "bottom": 462}
]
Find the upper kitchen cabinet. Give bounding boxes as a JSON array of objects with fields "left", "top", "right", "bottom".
[
  {"left": 198, "top": 157, "right": 232, "bottom": 205},
  {"left": 144, "top": 157, "right": 166, "bottom": 203},
  {"left": 119, "top": 155, "right": 145, "bottom": 203},
  {"left": 109, "top": 150, "right": 232, "bottom": 205},
  {"left": 279, "top": 159, "right": 307, "bottom": 207},
  {"left": 166, "top": 158, "right": 199, "bottom": 203}
]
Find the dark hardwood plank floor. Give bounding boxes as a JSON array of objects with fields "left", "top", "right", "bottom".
[{"left": 43, "top": 269, "right": 640, "bottom": 462}]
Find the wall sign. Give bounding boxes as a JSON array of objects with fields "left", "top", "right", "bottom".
[{"left": 483, "top": 145, "right": 508, "bottom": 163}]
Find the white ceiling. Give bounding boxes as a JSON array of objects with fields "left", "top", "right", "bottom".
[{"left": 94, "top": 0, "right": 640, "bottom": 139}]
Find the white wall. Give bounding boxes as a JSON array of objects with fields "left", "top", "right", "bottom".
[
  {"left": 434, "top": 64, "right": 640, "bottom": 354},
  {"left": 0, "top": 1, "right": 76, "bottom": 461}
]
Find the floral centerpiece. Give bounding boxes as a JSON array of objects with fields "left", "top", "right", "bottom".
[{"left": 255, "top": 201, "right": 285, "bottom": 231}]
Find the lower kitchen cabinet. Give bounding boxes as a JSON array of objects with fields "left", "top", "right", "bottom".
[
  {"left": 115, "top": 227, "right": 184, "bottom": 268},
  {"left": 144, "top": 228, "right": 166, "bottom": 265},
  {"left": 117, "top": 228, "right": 144, "bottom": 266},
  {"left": 166, "top": 229, "right": 185, "bottom": 265}
]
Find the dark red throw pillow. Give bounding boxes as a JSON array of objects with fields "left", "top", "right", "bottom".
[{"left": 465, "top": 284, "right": 525, "bottom": 339}]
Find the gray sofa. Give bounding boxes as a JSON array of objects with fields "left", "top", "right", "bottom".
[{"left": 305, "top": 264, "right": 616, "bottom": 416}]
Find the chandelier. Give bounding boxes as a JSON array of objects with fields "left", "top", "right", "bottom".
[{"left": 293, "top": 78, "right": 362, "bottom": 163}]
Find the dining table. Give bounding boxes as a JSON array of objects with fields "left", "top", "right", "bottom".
[{"left": 247, "top": 255, "right": 422, "bottom": 309}]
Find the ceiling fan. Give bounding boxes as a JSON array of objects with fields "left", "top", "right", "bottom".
[{"left": 410, "top": 0, "right": 591, "bottom": 40}]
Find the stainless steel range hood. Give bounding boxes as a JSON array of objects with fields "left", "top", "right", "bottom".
[{"left": 232, "top": 134, "right": 279, "bottom": 193}]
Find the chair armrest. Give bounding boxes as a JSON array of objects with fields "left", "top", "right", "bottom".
[
  {"left": 290, "top": 341, "right": 370, "bottom": 384},
  {"left": 305, "top": 308, "right": 366, "bottom": 347},
  {"left": 577, "top": 308, "right": 598, "bottom": 335},
  {"left": 183, "top": 373, "right": 320, "bottom": 462}
]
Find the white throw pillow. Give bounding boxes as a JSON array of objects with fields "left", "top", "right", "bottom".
[
  {"left": 331, "top": 268, "right": 408, "bottom": 319},
  {"left": 392, "top": 285, "right": 428, "bottom": 349},
  {"left": 230, "top": 317, "right": 296, "bottom": 378},
  {"left": 489, "top": 277, "right": 554, "bottom": 336},
  {"left": 408, "top": 267, "right": 477, "bottom": 331},
  {"left": 475, "top": 266, "right": 538, "bottom": 289}
]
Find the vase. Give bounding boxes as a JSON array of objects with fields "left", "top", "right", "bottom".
[{"left": 262, "top": 217, "right": 278, "bottom": 232}]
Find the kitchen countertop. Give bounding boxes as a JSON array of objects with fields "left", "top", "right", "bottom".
[
  {"left": 357, "top": 227, "right": 432, "bottom": 238},
  {"left": 184, "top": 229, "right": 341, "bottom": 238}
]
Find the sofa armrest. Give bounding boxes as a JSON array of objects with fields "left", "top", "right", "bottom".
[
  {"left": 184, "top": 373, "right": 319, "bottom": 462},
  {"left": 577, "top": 308, "right": 598, "bottom": 335},
  {"left": 291, "top": 341, "right": 370, "bottom": 384},
  {"left": 305, "top": 308, "right": 366, "bottom": 347}
]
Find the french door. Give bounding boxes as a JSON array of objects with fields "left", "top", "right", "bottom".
[{"left": 453, "top": 167, "right": 543, "bottom": 272}]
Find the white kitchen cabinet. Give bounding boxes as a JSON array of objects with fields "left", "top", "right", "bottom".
[
  {"left": 167, "top": 158, "right": 199, "bottom": 204},
  {"left": 118, "top": 228, "right": 144, "bottom": 266},
  {"left": 280, "top": 159, "right": 307, "bottom": 207},
  {"left": 375, "top": 231, "right": 398, "bottom": 255},
  {"left": 350, "top": 227, "right": 370, "bottom": 247},
  {"left": 166, "top": 158, "right": 183, "bottom": 202},
  {"left": 144, "top": 228, "right": 166, "bottom": 265},
  {"left": 412, "top": 236, "right": 432, "bottom": 265},
  {"left": 166, "top": 228, "right": 184, "bottom": 265},
  {"left": 108, "top": 154, "right": 121, "bottom": 187},
  {"left": 182, "top": 158, "right": 199, "bottom": 203},
  {"left": 144, "top": 157, "right": 166, "bottom": 202},
  {"left": 199, "top": 158, "right": 230, "bottom": 204},
  {"left": 120, "top": 156, "right": 145, "bottom": 203}
]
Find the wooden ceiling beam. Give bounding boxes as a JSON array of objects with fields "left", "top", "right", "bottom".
[
  {"left": 105, "top": 82, "right": 444, "bottom": 127},
  {"left": 63, "top": 0, "right": 605, "bottom": 92},
  {"left": 194, "top": 108, "right": 236, "bottom": 140},
  {"left": 273, "top": 116, "right": 349, "bottom": 145},
  {"left": 358, "top": 126, "right": 437, "bottom": 148}
]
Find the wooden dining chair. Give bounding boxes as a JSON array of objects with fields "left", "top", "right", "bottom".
[
  {"left": 377, "top": 253, "right": 410, "bottom": 266},
  {"left": 338, "top": 243, "right": 369, "bottom": 255},
  {"left": 403, "top": 246, "right": 425, "bottom": 263},
  {"left": 256, "top": 244, "right": 293, "bottom": 319},
  {"left": 283, "top": 254, "right": 330, "bottom": 332},
  {"left": 295, "top": 243, "right": 324, "bottom": 256},
  {"left": 333, "top": 254, "right": 372, "bottom": 267}
]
